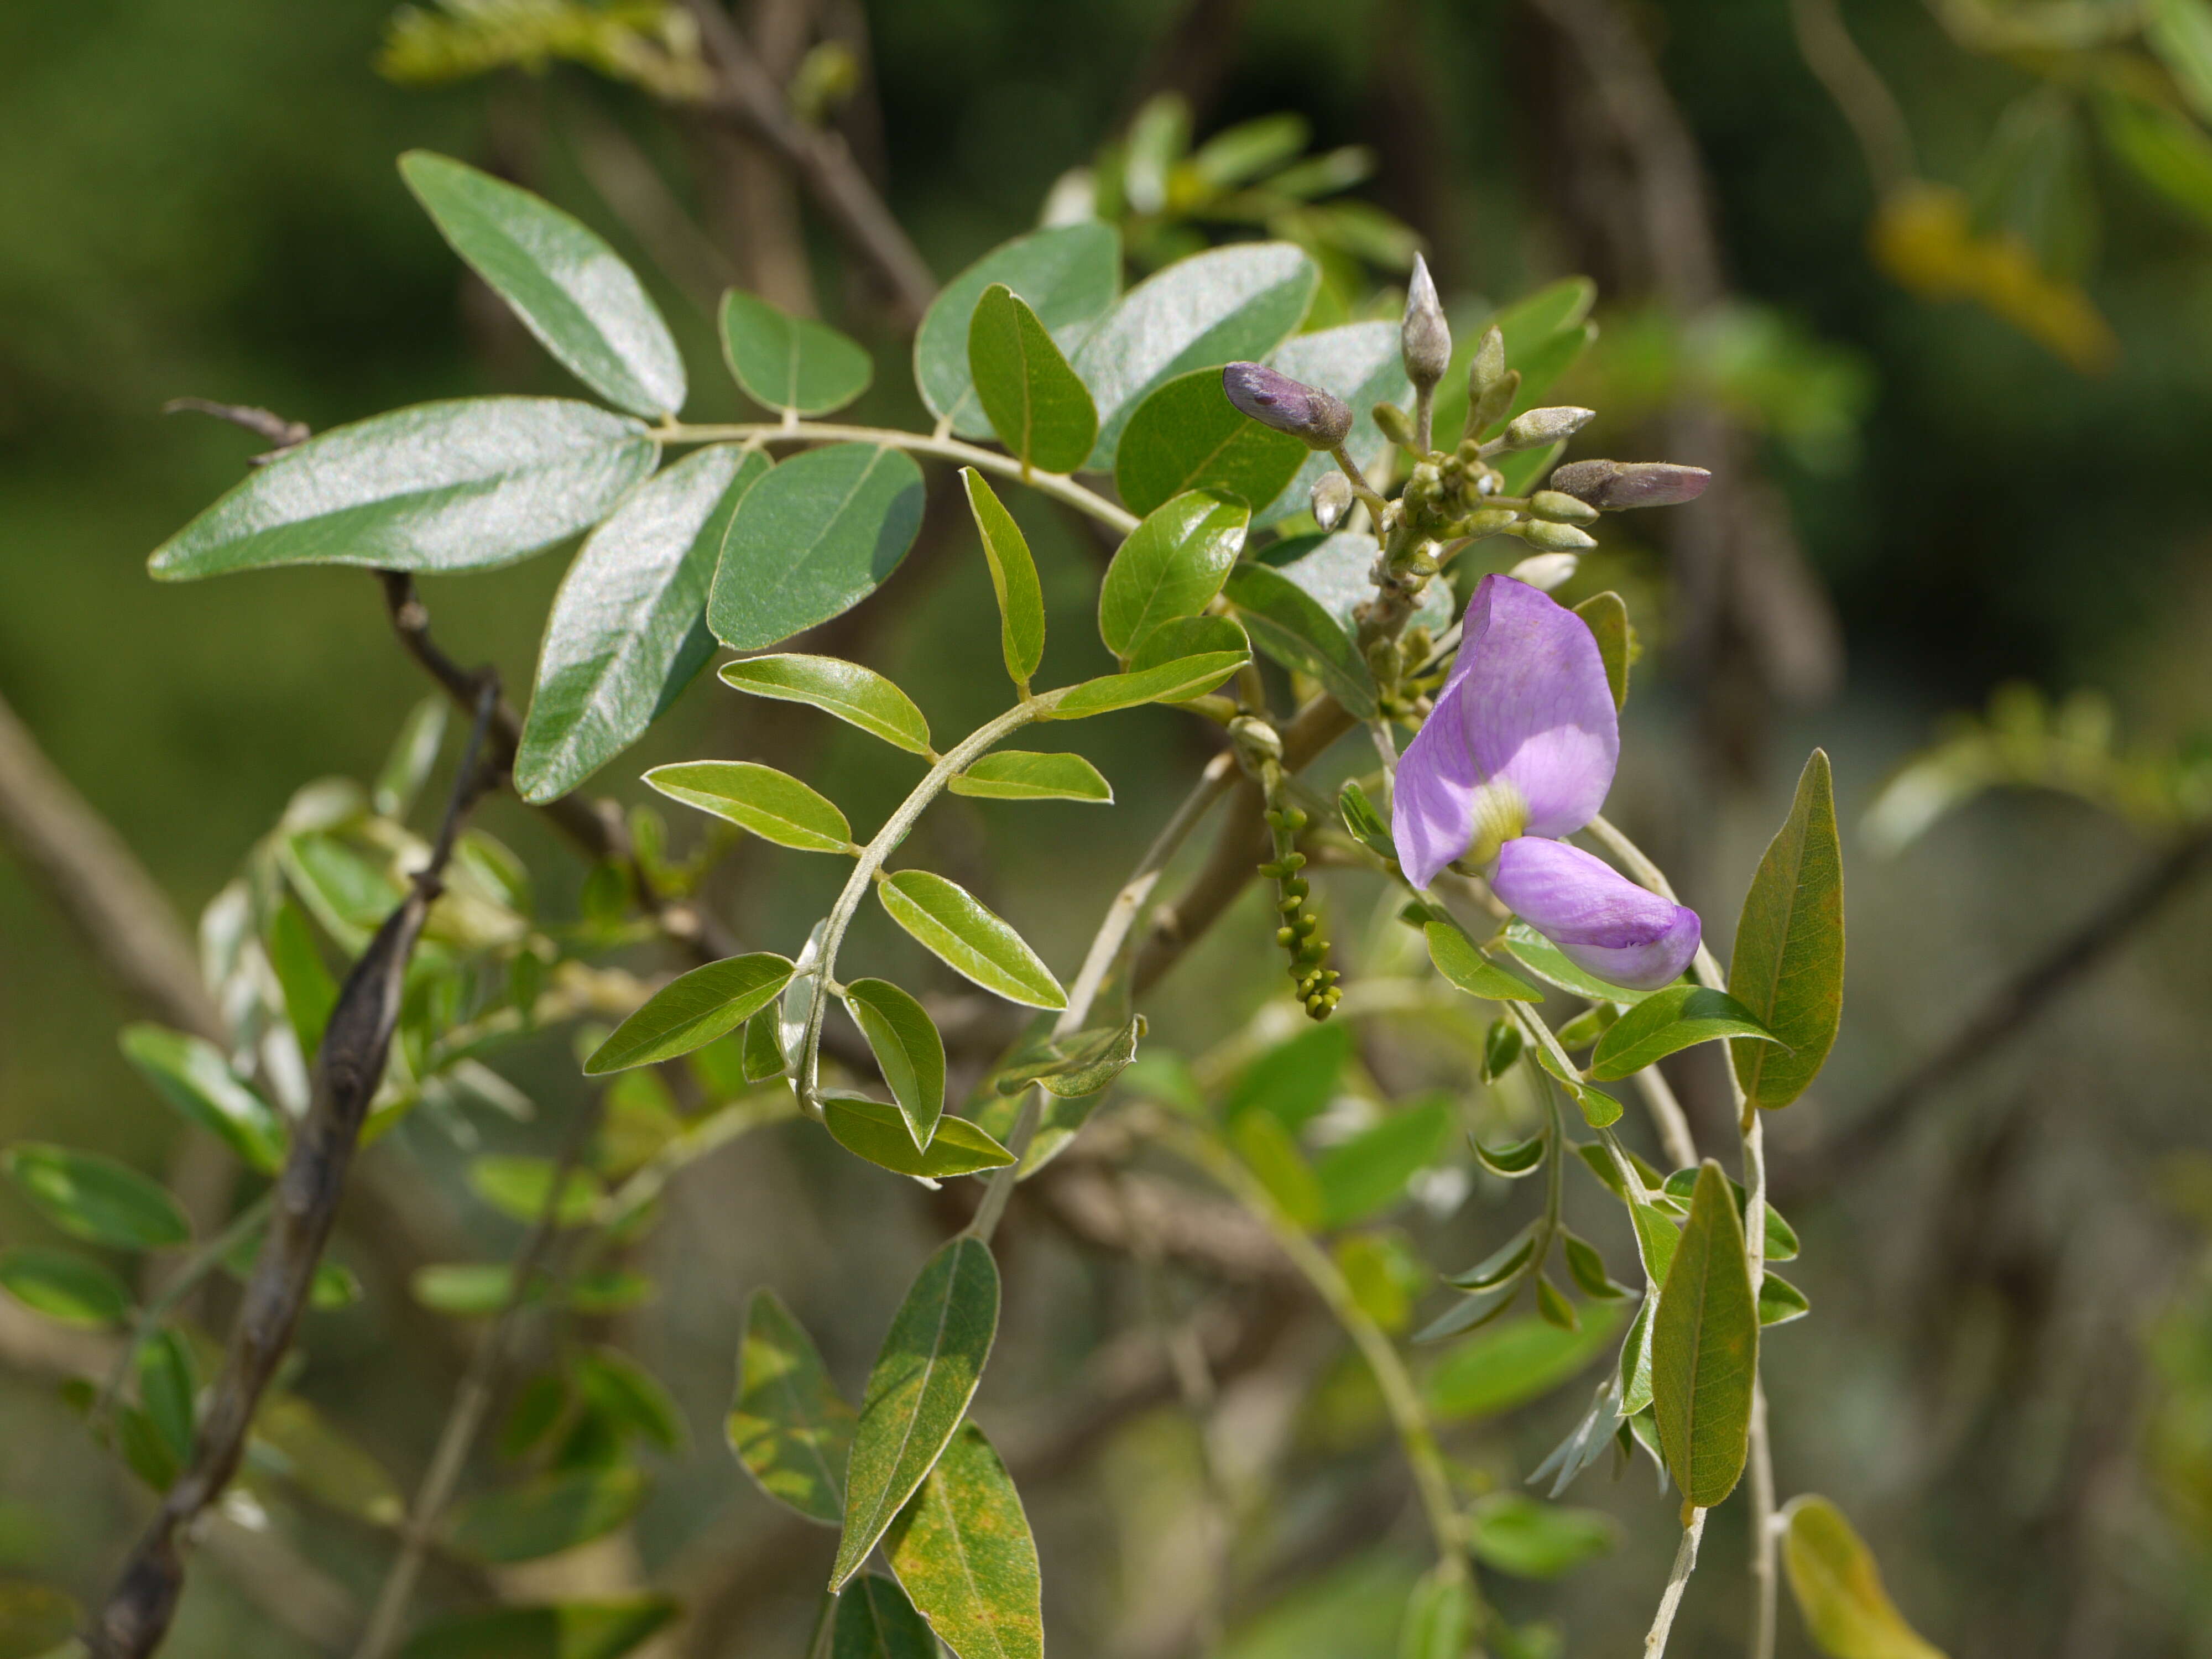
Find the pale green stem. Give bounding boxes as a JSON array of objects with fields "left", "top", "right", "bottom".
[
  {"left": 797, "top": 700, "right": 1044, "bottom": 1110},
  {"left": 1645, "top": 1508, "right": 1707, "bottom": 1657},
  {"left": 592, "top": 1088, "right": 800, "bottom": 1232},
  {"left": 1146, "top": 1109, "right": 1471, "bottom": 1590},
  {"left": 653, "top": 420, "right": 1139, "bottom": 536}
]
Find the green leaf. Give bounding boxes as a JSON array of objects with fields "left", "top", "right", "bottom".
[
  {"left": 468, "top": 1157, "right": 598, "bottom": 1226},
  {"left": 575, "top": 1346, "right": 684, "bottom": 1451},
  {"left": 1260, "top": 321, "right": 1413, "bottom": 523},
  {"left": 645, "top": 761, "right": 852, "bottom": 853},
  {"left": 1396, "top": 1564, "right": 1474, "bottom": 1659},
  {"left": 1044, "top": 651, "right": 1249, "bottom": 718},
  {"left": 1098, "top": 489, "right": 1250, "bottom": 660},
  {"left": 1495, "top": 920, "right": 1662, "bottom": 1005},
  {"left": 1782, "top": 1495, "right": 1948, "bottom": 1658},
  {"left": 967, "top": 283, "right": 1098, "bottom": 474},
  {"left": 373, "top": 695, "right": 448, "bottom": 821},
  {"left": 730, "top": 1288, "right": 856, "bottom": 1526},
  {"left": 1760, "top": 1272, "right": 1811, "bottom": 1327},
  {"left": 2098, "top": 91, "right": 2212, "bottom": 233},
  {"left": 823, "top": 1096, "right": 1016, "bottom": 1179},
  {"left": 843, "top": 979, "right": 947, "bottom": 1150},
  {"left": 742, "top": 1010, "right": 789, "bottom": 1083},
  {"left": 959, "top": 469, "right": 1047, "bottom": 690},
  {"left": 1657, "top": 1168, "right": 1799, "bottom": 1262},
  {"left": 448, "top": 1467, "right": 649, "bottom": 1564},
  {"left": 1651, "top": 1161, "right": 1758, "bottom": 1509},
  {"left": 1074, "top": 242, "right": 1319, "bottom": 469},
  {"left": 718, "top": 290, "right": 872, "bottom": 416},
  {"left": 884, "top": 1422, "right": 1043, "bottom": 1659},
  {"left": 1465, "top": 1493, "right": 1618, "bottom": 1579},
  {"left": 1128, "top": 614, "right": 1251, "bottom": 684},
  {"left": 585, "top": 953, "right": 796, "bottom": 1074},
  {"left": 1114, "top": 367, "right": 1306, "bottom": 519},
  {"left": 119, "top": 1024, "right": 286, "bottom": 1175},
  {"left": 1425, "top": 923, "right": 1545, "bottom": 1003},
  {"left": 1473, "top": 1133, "right": 1546, "bottom": 1178},
  {"left": 396, "top": 1599, "right": 679, "bottom": 1659},
  {"left": 718, "top": 654, "right": 931, "bottom": 755},
  {"left": 1224, "top": 561, "right": 1378, "bottom": 718},
  {"left": 3, "top": 1144, "right": 189, "bottom": 1251},
  {"left": 832, "top": 1236, "right": 1001, "bottom": 1589},
  {"left": 826, "top": 1576, "right": 940, "bottom": 1659},
  {"left": 1728, "top": 749, "right": 1844, "bottom": 1109},
  {"left": 708, "top": 444, "right": 927, "bottom": 650},
  {"left": 2152, "top": 0, "right": 2212, "bottom": 126},
  {"left": 1573, "top": 590, "right": 1631, "bottom": 710},
  {"left": 948, "top": 750, "right": 1113, "bottom": 804},
  {"left": 917, "top": 223, "right": 1122, "bottom": 440},
  {"left": 1231, "top": 1110, "right": 1324, "bottom": 1229},
  {"left": 138, "top": 1330, "right": 198, "bottom": 1467},
  {"left": 875, "top": 870, "right": 1066, "bottom": 1009},
  {"left": 265, "top": 900, "right": 338, "bottom": 1058},
  {"left": 987, "top": 1015, "right": 1145, "bottom": 1100},
  {"left": 1423, "top": 1305, "right": 1624, "bottom": 1421},
  {"left": 1587, "top": 985, "right": 1781, "bottom": 1081},
  {"left": 1313, "top": 1100, "right": 1454, "bottom": 1228},
  {"left": 148, "top": 398, "right": 659, "bottom": 581},
  {"left": 249, "top": 1391, "right": 405, "bottom": 1525},
  {"left": 1338, "top": 778, "right": 1399, "bottom": 864},
  {"left": 517, "top": 445, "right": 769, "bottom": 801},
  {"left": 0, "top": 1247, "right": 130, "bottom": 1328},
  {"left": 1430, "top": 276, "right": 1597, "bottom": 443},
  {"left": 1223, "top": 1021, "right": 1350, "bottom": 1131},
  {"left": 0, "top": 1580, "right": 79, "bottom": 1659},
  {"left": 400, "top": 151, "right": 685, "bottom": 418}
]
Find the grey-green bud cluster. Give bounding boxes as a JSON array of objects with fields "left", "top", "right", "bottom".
[
  {"left": 1401, "top": 253, "right": 1451, "bottom": 392},
  {"left": 1545, "top": 458, "right": 1712, "bottom": 510},
  {"left": 1310, "top": 469, "right": 1354, "bottom": 530},
  {"left": 1222, "top": 362, "right": 1353, "bottom": 450}
]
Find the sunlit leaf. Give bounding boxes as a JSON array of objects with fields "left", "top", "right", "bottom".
[
  {"left": 1313, "top": 1099, "right": 1454, "bottom": 1228},
  {"left": 1225, "top": 560, "right": 1378, "bottom": 718},
  {"left": 718, "top": 653, "right": 931, "bottom": 755},
  {"left": 948, "top": 750, "right": 1113, "bottom": 804},
  {"left": 1651, "top": 1161, "right": 1757, "bottom": 1508},
  {"left": 584, "top": 953, "right": 797, "bottom": 1074},
  {"left": 2, "top": 1246, "right": 134, "bottom": 1328},
  {"left": 119, "top": 1025, "right": 285, "bottom": 1175},
  {"left": 730, "top": 1288, "right": 856, "bottom": 1526},
  {"left": 884, "top": 1422, "right": 1042, "bottom": 1659},
  {"left": 917, "top": 223, "right": 1121, "bottom": 440},
  {"left": 1044, "top": 651, "right": 1249, "bottom": 718},
  {"left": 961, "top": 469, "right": 1047, "bottom": 690},
  {"left": 1728, "top": 749, "right": 1844, "bottom": 1109},
  {"left": 644, "top": 761, "right": 853, "bottom": 853},
  {"left": 968, "top": 283, "right": 1098, "bottom": 474},
  {"left": 822, "top": 1096, "right": 1015, "bottom": 1180},
  {"left": 1781, "top": 1495, "right": 1948, "bottom": 1659},
  {"left": 1587, "top": 984, "right": 1781, "bottom": 1081},
  {"left": 1465, "top": 1493, "right": 1618, "bottom": 1579},
  {"left": 843, "top": 979, "right": 947, "bottom": 1150},
  {"left": 1097, "top": 489, "right": 1250, "bottom": 661},
  {"left": 875, "top": 870, "right": 1066, "bottom": 1009},
  {"left": 1425, "top": 923, "right": 1544, "bottom": 1003},
  {"left": 1422, "top": 1305, "right": 1624, "bottom": 1421},
  {"left": 719, "top": 290, "right": 872, "bottom": 416},
  {"left": 3, "top": 1144, "right": 189, "bottom": 1251}
]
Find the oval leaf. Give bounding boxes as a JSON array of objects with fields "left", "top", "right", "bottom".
[
  {"left": 400, "top": 150, "right": 684, "bottom": 418},
  {"left": 1759, "top": 1272, "right": 1812, "bottom": 1327},
  {"left": 1587, "top": 984, "right": 1781, "bottom": 1081},
  {"left": 709, "top": 443, "right": 926, "bottom": 651},
  {"left": 1422, "top": 1305, "right": 1624, "bottom": 1421},
  {"left": 823, "top": 1096, "right": 1015, "bottom": 1180},
  {"left": 719, "top": 289, "right": 873, "bottom": 416},
  {"left": 1728, "top": 749, "right": 1844, "bottom": 1109},
  {"left": 396, "top": 1599, "right": 679, "bottom": 1659},
  {"left": 1495, "top": 920, "right": 1662, "bottom": 1005},
  {"left": 1425, "top": 923, "right": 1545, "bottom": 1003},
  {"left": 1466, "top": 1492, "right": 1619, "bottom": 1580},
  {"left": 3, "top": 1144, "right": 189, "bottom": 1251},
  {"left": 0, "top": 1246, "right": 131, "bottom": 1328},
  {"left": 1781, "top": 1495, "right": 1948, "bottom": 1659},
  {"left": 719, "top": 654, "right": 931, "bottom": 755},
  {"left": 1044, "top": 651, "right": 1249, "bottom": 719},
  {"left": 831, "top": 1236, "right": 1001, "bottom": 1589},
  {"left": 1113, "top": 366, "right": 1306, "bottom": 519},
  {"left": 961, "top": 469, "right": 1046, "bottom": 690},
  {"left": 968, "top": 283, "right": 1098, "bottom": 474},
  {"left": 448, "top": 1467, "right": 648, "bottom": 1564},
  {"left": 1224, "top": 561, "right": 1378, "bottom": 718},
  {"left": 884, "top": 1422, "right": 1043, "bottom": 1659},
  {"left": 1651, "top": 1161, "right": 1758, "bottom": 1509},
  {"left": 1073, "top": 242, "right": 1318, "bottom": 469},
  {"left": 843, "top": 979, "right": 947, "bottom": 1150},
  {"left": 119, "top": 1024, "right": 286, "bottom": 1175},
  {"left": 948, "top": 751, "right": 1113, "bottom": 804},
  {"left": 518, "top": 444, "right": 769, "bottom": 801},
  {"left": 1097, "top": 489, "right": 1249, "bottom": 660},
  {"left": 875, "top": 870, "right": 1066, "bottom": 1009},
  {"left": 829, "top": 1575, "right": 940, "bottom": 1659},
  {"left": 729, "top": 1288, "right": 857, "bottom": 1527},
  {"left": 585, "top": 953, "right": 796, "bottom": 1074},
  {"left": 916, "top": 223, "right": 1122, "bottom": 439},
  {"left": 1573, "top": 590, "right": 1632, "bottom": 711},
  {"left": 149, "top": 398, "right": 659, "bottom": 580},
  {"left": 644, "top": 761, "right": 853, "bottom": 853},
  {"left": 1129, "top": 613, "right": 1250, "bottom": 675}
]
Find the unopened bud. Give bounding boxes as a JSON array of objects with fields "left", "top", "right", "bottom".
[
  {"left": 1499, "top": 406, "right": 1595, "bottom": 451},
  {"left": 1310, "top": 470, "right": 1353, "bottom": 529},
  {"left": 1372, "top": 400, "right": 1417, "bottom": 451},
  {"left": 1508, "top": 551, "right": 1580, "bottom": 591},
  {"left": 1223, "top": 363, "right": 1352, "bottom": 450},
  {"left": 1469, "top": 324, "right": 1506, "bottom": 398},
  {"left": 1530, "top": 489, "right": 1598, "bottom": 524},
  {"left": 1401, "top": 253, "right": 1451, "bottom": 392},
  {"left": 1546, "top": 458, "right": 1713, "bottom": 510},
  {"left": 1467, "top": 367, "right": 1520, "bottom": 439},
  {"left": 1517, "top": 518, "right": 1596, "bottom": 552},
  {"left": 1228, "top": 714, "right": 1283, "bottom": 764},
  {"left": 1461, "top": 507, "right": 1518, "bottom": 537}
]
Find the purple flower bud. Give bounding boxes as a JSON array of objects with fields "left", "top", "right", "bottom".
[
  {"left": 1222, "top": 363, "right": 1353, "bottom": 450},
  {"left": 1547, "top": 459, "right": 1712, "bottom": 511},
  {"left": 1489, "top": 837, "right": 1700, "bottom": 990}
]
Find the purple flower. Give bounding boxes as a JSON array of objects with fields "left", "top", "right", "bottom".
[
  {"left": 1392, "top": 573, "right": 1699, "bottom": 991},
  {"left": 1221, "top": 363, "right": 1353, "bottom": 450}
]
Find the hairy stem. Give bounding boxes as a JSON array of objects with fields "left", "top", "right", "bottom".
[{"left": 1644, "top": 1509, "right": 1707, "bottom": 1657}]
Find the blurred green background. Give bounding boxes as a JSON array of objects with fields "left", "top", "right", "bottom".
[{"left": 8, "top": 1, "right": 2212, "bottom": 1655}]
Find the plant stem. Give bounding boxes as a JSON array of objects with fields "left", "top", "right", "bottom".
[
  {"left": 656, "top": 421, "right": 1139, "bottom": 535},
  {"left": 1644, "top": 1508, "right": 1707, "bottom": 1657},
  {"left": 797, "top": 700, "right": 1044, "bottom": 1109}
]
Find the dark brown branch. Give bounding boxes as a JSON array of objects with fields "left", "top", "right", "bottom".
[
  {"left": 91, "top": 683, "right": 506, "bottom": 1659},
  {"left": 680, "top": 0, "right": 936, "bottom": 324},
  {"left": 1779, "top": 824, "right": 2212, "bottom": 1206}
]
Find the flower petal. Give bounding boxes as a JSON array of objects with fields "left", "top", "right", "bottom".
[
  {"left": 1490, "top": 836, "right": 1700, "bottom": 992},
  {"left": 1392, "top": 680, "right": 1483, "bottom": 889},
  {"left": 1437, "top": 575, "right": 1618, "bottom": 838}
]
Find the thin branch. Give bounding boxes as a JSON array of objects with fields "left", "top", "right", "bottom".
[
  {"left": 91, "top": 681, "right": 505, "bottom": 1659},
  {"left": 1787, "top": 0, "right": 1916, "bottom": 194},
  {"left": 1644, "top": 1509, "right": 1707, "bottom": 1657}
]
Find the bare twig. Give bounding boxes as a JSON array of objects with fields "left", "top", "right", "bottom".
[
  {"left": 1787, "top": 0, "right": 1916, "bottom": 193},
  {"left": 91, "top": 681, "right": 505, "bottom": 1659},
  {"left": 161, "top": 398, "right": 310, "bottom": 459}
]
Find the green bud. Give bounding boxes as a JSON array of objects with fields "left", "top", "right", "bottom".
[
  {"left": 1311, "top": 469, "right": 1354, "bottom": 530},
  {"left": 1373, "top": 400, "right": 1417, "bottom": 451},
  {"left": 1499, "top": 406, "right": 1596, "bottom": 451},
  {"left": 1467, "top": 366, "right": 1519, "bottom": 440},
  {"left": 1530, "top": 489, "right": 1598, "bottom": 524},
  {"left": 1401, "top": 253, "right": 1452, "bottom": 391},
  {"left": 1229, "top": 714, "right": 1283, "bottom": 764},
  {"left": 1519, "top": 519, "right": 1597, "bottom": 552},
  {"left": 1461, "top": 507, "right": 1519, "bottom": 537}
]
